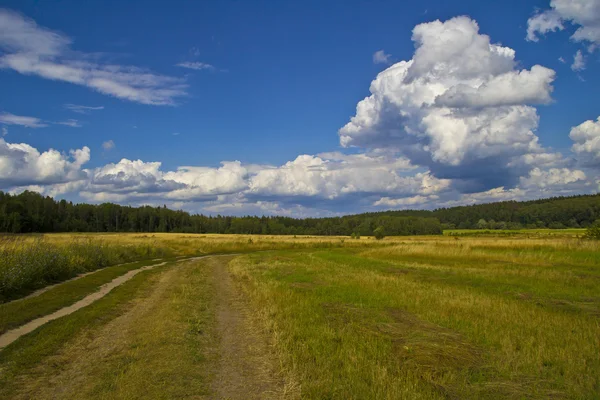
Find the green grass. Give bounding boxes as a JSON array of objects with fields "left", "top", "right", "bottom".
[
  {"left": 229, "top": 241, "right": 600, "bottom": 399},
  {"left": 0, "top": 236, "right": 172, "bottom": 301},
  {"left": 2, "top": 234, "right": 599, "bottom": 398},
  {"left": 0, "top": 258, "right": 168, "bottom": 334},
  {"left": 0, "top": 262, "right": 170, "bottom": 398},
  {"left": 444, "top": 228, "right": 586, "bottom": 237}
]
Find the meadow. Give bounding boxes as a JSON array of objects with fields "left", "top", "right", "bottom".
[{"left": 0, "top": 231, "right": 598, "bottom": 399}]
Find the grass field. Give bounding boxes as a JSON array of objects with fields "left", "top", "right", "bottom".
[{"left": 0, "top": 232, "right": 598, "bottom": 399}]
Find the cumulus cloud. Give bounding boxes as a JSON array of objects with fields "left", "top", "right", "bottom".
[
  {"left": 0, "top": 138, "right": 89, "bottom": 187},
  {"left": 64, "top": 104, "right": 104, "bottom": 114},
  {"left": 570, "top": 116, "right": 600, "bottom": 165},
  {"left": 0, "top": 8, "right": 187, "bottom": 105},
  {"left": 519, "top": 167, "right": 587, "bottom": 189},
  {"left": 339, "top": 16, "right": 556, "bottom": 192},
  {"left": 373, "top": 50, "right": 391, "bottom": 65},
  {"left": 527, "top": 0, "right": 600, "bottom": 46},
  {"left": 247, "top": 153, "right": 444, "bottom": 201},
  {"left": 0, "top": 112, "right": 47, "bottom": 128},
  {"left": 102, "top": 140, "right": 115, "bottom": 151},
  {"left": 56, "top": 119, "right": 82, "bottom": 128},
  {"left": 374, "top": 195, "right": 439, "bottom": 208}
]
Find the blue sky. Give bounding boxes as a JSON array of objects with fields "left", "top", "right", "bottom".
[{"left": 0, "top": 0, "right": 599, "bottom": 216}]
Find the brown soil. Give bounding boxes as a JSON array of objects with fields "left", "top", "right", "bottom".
[{"left": 210, "top": 256, "right": 289, "bottom": 400}]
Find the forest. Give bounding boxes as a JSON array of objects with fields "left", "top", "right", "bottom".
[{"left": 0, "top": 190, "right": 598, "bottom": 235}]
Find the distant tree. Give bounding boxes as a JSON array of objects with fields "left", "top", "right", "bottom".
[
  {"left": 585, "top": 220, "right": 600, "bottom": 240},
  {"left": 476, "top": 219, "right": 488, "bottom": 229},
  {"left": 374, "top": 226, "right": 385, "bottom": 240}
]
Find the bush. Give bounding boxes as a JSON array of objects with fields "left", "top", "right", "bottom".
[
  {"left": 585, "top": 221, "right": 600, "bottom": 240},
  {"left": 374, "top": 226, "right": 385, "bottom": 240}
]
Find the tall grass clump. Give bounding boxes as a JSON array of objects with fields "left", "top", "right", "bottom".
[{"left": 0, "top": 236, "right": 171, "bottom": 302}]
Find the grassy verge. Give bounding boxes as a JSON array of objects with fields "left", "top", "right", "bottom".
[
  {"left": 0, "top": 258, "right": 168, "bottom": 334},
  {"left": 0, "top": 236, "right": 172, "bottom": 301},
  {"left": 0, "top": 262, "right": 171, "bottom": 398},
  {"left": 229, "top": 247, "right": 600, "bottom": 399},
  {"left": 0, "top": 258, "right": 216, "bottom": 399}
]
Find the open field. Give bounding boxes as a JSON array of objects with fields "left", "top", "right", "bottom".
[
  {"left": 445, "top": 228, "right": 587, "bottom": 237},
  {"left": 0, "top": 232, "right": 598, "bottom": 399}
]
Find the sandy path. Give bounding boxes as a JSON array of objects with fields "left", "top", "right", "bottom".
[
  {"left": 211, "top": 256, "right": 288, "bottom": 400},
  {"left": 7, "top": 261, "right": 180, "bottom": 400},
  {"left": 5, "top": 258, "right": 164, "bottom": 305},
  {"left": 0, "top": 261, "right": 168, "bottom": 349}
]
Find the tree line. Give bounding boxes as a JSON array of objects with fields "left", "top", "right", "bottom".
[
  {"left": 0, "top": 190, "right": 598, "bottom": 236},
  {"left": 0, "top": 191, "right": 441, "bottom": 236},
  {"left": 369, "top": 193, "right": 600, "bottom": 230}
]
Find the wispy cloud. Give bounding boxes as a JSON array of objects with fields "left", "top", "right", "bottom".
[
  {"left": 0, "top": 112, "right": 47, "bottom": 128},
  {"left": 56, "top": 119, "right": 82, "bottom": 128},
  {"left": 571, "top": 50, "right": 586, "bottom": 71},
  {"left": 102, "top": 140, "right": 115, "bottom": 151},
  {"left": 1, "top": 127, "right": 7, "bottom": 136},
  {"left": 373, "top": 50, "right": 392, "bottom": 65},
  {"left": 64, "top": 104, "right": 104, "bottom": 114},
  {"left": 172, "top": 132, "right": 181, "bottom": 136},
  {"left": 0, "top": 8, "right": 188, "bottom": 105},
  {"left": 176, "top": 61, "right": 216, "bottom": 71}
]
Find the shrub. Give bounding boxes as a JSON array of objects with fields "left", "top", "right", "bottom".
[
  {"left": 585, "top": 220, "right": 600, "bottom": 240},
  {"left": 374, "top": 226, "right": 385, "bottom": 240}
]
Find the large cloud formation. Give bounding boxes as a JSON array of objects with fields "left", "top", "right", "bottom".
[
  {"left": 0, "top": 15, "right": 596, "bottom": 216},
  {"left": 339, "top": 17, "right": 557, "bottom": 192}
]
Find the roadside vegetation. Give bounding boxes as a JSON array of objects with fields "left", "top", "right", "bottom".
[{"left": 0, "top": 236, "right": 170, "bottom": 301}]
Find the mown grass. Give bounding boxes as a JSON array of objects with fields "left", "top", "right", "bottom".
[
  {"left": 0, "top": 261, "right": 174, "bottom": 398},
  {"left": 229, "top": 237, "right": 600, "bottom": 399},
  {"left": 0, "top": 235, "right": 171, "bottom": 301},
  {"left": 0, "top": 258, "right": 169, "bottom": 334},
  {"left": 0, "top": 258, "right": 218, "bottom": 399}
]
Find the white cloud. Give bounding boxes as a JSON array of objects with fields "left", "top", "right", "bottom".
[
  {"left": 102, "top": 140, "right": 115, "bottom": 151},
  {"left": 526, "top": 9, "right": 564, "bottom": 42},
  {"left": 1, "top": 127, "right": 6, "bottom": 136},
  {"left": 248, "top": 153, "right": 446, "bottom": 200},
  {"left": 570, "top": 116, "right": 600, "bottom": 165},
  {"left": 0, "top": 112, "right": 47, "bottom": 128},
  {"left": 56, "top": 119, "right": 82, "bottom": 128},
  {"left": 374, "top": 195, "right": 438, "bottom": 208},
  {"left": 339, "top": 16, "right": 555, "bottom": 192},
  {"left": 571, "top": 49, "right": 586, "bottom": 71},
  {"left": 0, "top": 9, "right": 187, "bottom": 105},
  {"left": 373, "top": 50, "right": 391, "bottom": 65},
  {"left": 527, "top": 0, "right": 600, "bottom": 47},
  {"left": 64, "top": 104, "right": 104, "bottom": 114},
  {"left": 176, "top": 62, "right": 215, "bottom": 71},
  {"left": 519, "top": 167, "right": 587, "bottom": 189},
  {"left": 0, "top": 138, "right": 89, "bottom": 186}
]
